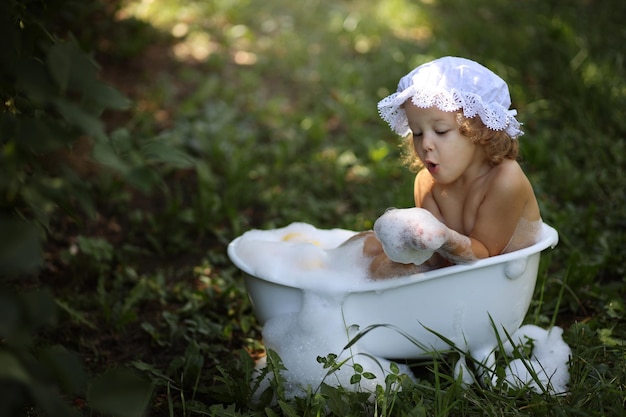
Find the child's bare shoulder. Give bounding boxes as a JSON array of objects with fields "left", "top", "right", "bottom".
[{"left": 489, "top": 159, "right": 529, "bottom": 191}]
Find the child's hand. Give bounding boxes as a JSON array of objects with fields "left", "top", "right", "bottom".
[{"left": 373, "top": 208, "right": 447, "bottom": 265}]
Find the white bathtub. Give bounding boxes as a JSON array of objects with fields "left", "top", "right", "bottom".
[{"left": 228, "top": 223, "right": 558, "bottom": 361}]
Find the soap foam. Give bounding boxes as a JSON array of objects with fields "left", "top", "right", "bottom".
[
  {"left": 374, "top": 208, "right": 445, "bottom": 265},
  {"left": 501, "top": 325, "right": 571, "bottom": 394},
  {"left": 260, "top": 291, "right": 412, "bottom": 398}
]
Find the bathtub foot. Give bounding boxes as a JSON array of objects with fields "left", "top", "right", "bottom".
[
  {"left": 473, "top": 350, "right": 497, "bottom": 386},
  {"left": 454, "top": 354, "right": 476, "bottom": 387}
]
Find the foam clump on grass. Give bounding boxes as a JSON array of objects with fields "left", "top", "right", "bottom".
[
  {"left": 259, "top": 291, "right": 413, "bottom": 398},
  {"left": 501, "top": 325, "right": 571, "bottom": 394}
]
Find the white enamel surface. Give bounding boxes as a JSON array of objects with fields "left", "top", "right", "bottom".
[{"left": 228, "top": 223, "right": 558, "bottom": 359}]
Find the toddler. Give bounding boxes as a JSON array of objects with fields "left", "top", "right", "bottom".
[{"left": 354, "top": 56, "right": 542, "bottom": 279}]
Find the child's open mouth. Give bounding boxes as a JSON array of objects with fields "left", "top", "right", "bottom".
[{"left": 426, "top": 161, "right": 439, "bottom": 173}]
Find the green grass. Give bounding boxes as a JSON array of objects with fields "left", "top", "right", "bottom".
[{"left": 3, "top": 0, "right": 625, "bottom": 415}]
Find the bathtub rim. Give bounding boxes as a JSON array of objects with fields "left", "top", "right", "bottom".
[{"left": 227, "top": 222, "right": 558, "bottom": 292}]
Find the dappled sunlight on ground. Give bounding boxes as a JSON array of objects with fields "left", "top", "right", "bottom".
[{"left": 114, "top": 0, "right": 435, "bottom": 67}]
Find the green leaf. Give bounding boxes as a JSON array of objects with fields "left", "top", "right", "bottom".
[
  {"left": 47, "top": 42, "right": 72, "bottom": 93},
  {"left": 76, "top": 236, "right": 114, "bottom": 262},
  {"left": 598, "top": 328, "right": 626, "bottom": 347},
  {"left": 185, "top": 400, "right": 213, "bottom": 415},
  {"left": 264, "top": 407, "right": 281, "bottom": 417},
  {"left": 48, "top": 40, "right": 99, "bottom": 94},
  {"left": 91, "top": 140, "right": 129, "bottom": 172},
  {"left": 15, "top": 57, "right": 56, "bottom": 105},
  {"left": 16, "top": 117, "right": 75, "bottom": 152},
  {"left": 47, "top": 41, "right": 130, "bottom": 112},
  {"left": 182, "top": 340, "right": 205, "bottom": 388},
  {"left": 0, "top": 217, "right": 43, "bottom": 277},
  {"left": 0, "top": 290, "right": 21, "bottom": 338},
  {"left": 125, "top": 166, "right": 162, "bottom": 194},
  {"left": 141, "top": 139, "right": 195, "bottom": 168},
  {"left": 131, "top": 360, "right": 175, "bottom": 384},
  {"left": 320, "top": 383, "right": 351, "bottom": 415},
  {"left": 0, "top": 350, "right": 31, "bottom": 383},
  {"left": 39, "top": 345, "right": 88, "bottom": 394},
  {"left": 30, "top": 383, "right": 79, "bottom": 417},
  {"left": 84, "top": 82, "right": 132, "bottom": 111},
  {"left": 87, "top": 368, "right": 153, "bottom": 417},
  {"left": 389, "top": 361, "right": 400, "bottom": 375},
  {"left": 54, "top": 98, "right": 106, "bottom": 141},
  {"left": 21, "top": 288, "right": 57, "bottom": 330},
  {"left": 55, "top": 299, "right": 97, "bottom": 330},
  {"left": 350, "top": 373, "right": 361, "bottom": 384},
  {"left": 278, "top": 399, "right": 301, "bottom": 417}
]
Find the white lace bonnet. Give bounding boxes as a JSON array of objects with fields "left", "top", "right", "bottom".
[{"left": 377, "top": 56, "right": 523, "bottom": 139}]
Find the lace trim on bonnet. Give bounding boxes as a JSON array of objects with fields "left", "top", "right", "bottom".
[{"left": 377, "top": 57, "right": 523, "bottom": 139}]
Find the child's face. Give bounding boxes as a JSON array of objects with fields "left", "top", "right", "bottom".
[{"left": 405, "top": 102, "right": 487, "bottom": 185}]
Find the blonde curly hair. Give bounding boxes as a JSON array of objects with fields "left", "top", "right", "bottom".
[{"left": 400, "top": 112, "right": 519, "bottom": 172}]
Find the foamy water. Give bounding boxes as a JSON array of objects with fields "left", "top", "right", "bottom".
[{"left": 233, "top": 222, "right": 571, "bottom": 398}]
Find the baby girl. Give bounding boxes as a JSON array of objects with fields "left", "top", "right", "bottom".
[{"left": 350, "top": 56, "right": 542, "bottom": 279}]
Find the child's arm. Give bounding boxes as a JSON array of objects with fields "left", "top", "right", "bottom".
[{"left": 437, "top": 228, "right": 482, "bottom": 263}]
